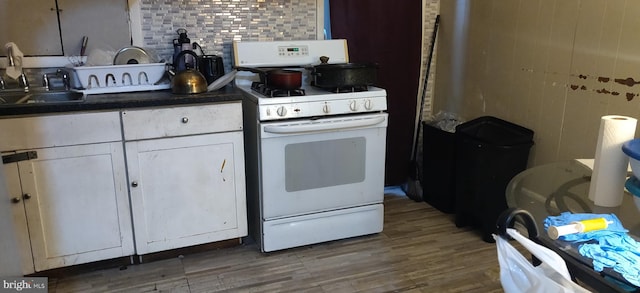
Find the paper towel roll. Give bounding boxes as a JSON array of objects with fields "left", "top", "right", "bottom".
[{"left": 588, "top": 115, "right": 637, "bottom": 207}]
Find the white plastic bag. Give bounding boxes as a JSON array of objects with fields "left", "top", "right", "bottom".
[{"left": 495, "top": 228, "right": 591, "bottom": 293}]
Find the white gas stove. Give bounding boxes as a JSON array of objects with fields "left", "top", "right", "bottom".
[{"left": 234, "top": 39, "right": 388, "bottom": 252}]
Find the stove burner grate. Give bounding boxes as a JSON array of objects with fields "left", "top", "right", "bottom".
[
  {"left": 251, "top": 82, "right": 306, "bottom": 97},
  {"left": 327, "top": 85, "right": 370, "bottom": 93}
]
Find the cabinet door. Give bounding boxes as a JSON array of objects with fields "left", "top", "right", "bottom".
[
  {"left": 2, "top": 157, "right": 34, "bottom": 275},
  {"left": 0, "top": 0, "right": 62, "bottom": 55},
  {"left": 126, "top": 132, "right": 247, "bottom": 254},
  {"left": 17, "top": 142, "right": 134, "bottom": 272},
  {"left": 0, "top": 0, "right": 130, "bottom": 56},
  {"left": 57, "top": 0, "right": 131, "bottom": 56}
]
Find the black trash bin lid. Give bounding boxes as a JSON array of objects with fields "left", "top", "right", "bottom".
[{"left": 456, "top": 116, "right": 534, "bottom": 146}]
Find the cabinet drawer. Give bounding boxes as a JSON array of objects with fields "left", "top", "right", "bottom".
[
  {"left": 121, "top": 102, "right": 242, "bottom": 140},
  {"left": 0, "top": 111, "right": 121, "bottom": 151}
]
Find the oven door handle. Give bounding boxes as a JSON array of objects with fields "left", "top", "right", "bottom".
[{"left": 264, "top": 116, "right": 386, "bottom": 134}]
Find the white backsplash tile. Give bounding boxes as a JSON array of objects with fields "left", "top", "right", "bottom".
[{"left": 138, "top": 0, "right": 318, "bottom": 72}]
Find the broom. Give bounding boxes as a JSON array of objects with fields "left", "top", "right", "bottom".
[{"left": 402, "top": 14, "right": 440, "bottom": 201}]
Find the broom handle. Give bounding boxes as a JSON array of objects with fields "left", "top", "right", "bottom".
[{"left": 410, "top": 14, "right": 440, "bottom": 163}]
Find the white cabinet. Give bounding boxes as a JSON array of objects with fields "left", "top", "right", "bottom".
[
  {"left": 0, "top": 112, "right": 134, "bottom": 274},
  {"left": 122, "top": 102, "right": 247, "bottom": 255},
  {"left": 1, "top": 0, "right": 130, "bottom": 56},
  {"left": 0, "top": 101, "right": 248, "bottom": 272}
]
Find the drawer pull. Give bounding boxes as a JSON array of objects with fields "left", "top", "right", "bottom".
[
  {"left": 131, "top": 181, "right": 138, "bottom": 188},
  {"left": 23, "top": 193, "right": 31, "bottom": 200},
  {"left": 11, "top": 197, "right": 21, "bottom": 204},
  {"left": 181, "top": 117, "right": 189, "bottom": 124}
]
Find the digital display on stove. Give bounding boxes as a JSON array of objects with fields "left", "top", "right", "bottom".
[{"left": 278, "top": 45, "right": 308, "bottom": 56}]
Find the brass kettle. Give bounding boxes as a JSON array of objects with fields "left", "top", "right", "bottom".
[{"left": 169, "top": 50, "right": 208, "bottom": 94}]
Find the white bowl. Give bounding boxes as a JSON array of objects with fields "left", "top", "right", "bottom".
[{"left": 623, "top": 138, "right": 640, "bottom": 180}]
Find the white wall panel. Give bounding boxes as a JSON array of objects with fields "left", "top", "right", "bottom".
[{"left": 434, "top": 0, "right": 640, "bottom": 167}]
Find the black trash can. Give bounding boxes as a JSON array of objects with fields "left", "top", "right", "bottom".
[
  {"left": 453, "top": 116, "right": 534, "bottom": 243},
  {"left": 422, "top": 122, "right": 457, "bottom": 213}
]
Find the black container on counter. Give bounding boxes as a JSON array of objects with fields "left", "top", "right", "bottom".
[{"left": 198, "top": 55, "right": 225, "bottom": 85}]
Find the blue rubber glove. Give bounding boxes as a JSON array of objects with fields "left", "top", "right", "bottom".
[
  {"left": 543, "top": 212, "right": 628, "bottom": 242},
  {"left": 579, "top": 234, "right": 640, "bottom": 287},
  {"left": 546, "top": 212, "right": 639, "bottom": 287}
]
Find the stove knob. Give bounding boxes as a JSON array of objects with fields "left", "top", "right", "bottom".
[
  {"left": 349, "top": 100, "right": 358, "bottom": 111},
  {"left": 277, "top": 106, "right": 287, "bottom": 117},
  {"left": 323, "top": 104, "right": 330, "bottom": 114},
  {"left": 364, "top": 99, "right": 373, "bottom": 110}
]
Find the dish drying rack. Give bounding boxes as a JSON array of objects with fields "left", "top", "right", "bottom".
[{"left": 71, "top": 63, "right": 170, "bottom": 94}]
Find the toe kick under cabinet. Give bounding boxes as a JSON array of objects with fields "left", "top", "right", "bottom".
[{"left": 121, "top": 102, "right": 247, "bottom": 255}]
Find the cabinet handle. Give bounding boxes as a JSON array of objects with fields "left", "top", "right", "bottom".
[
  {"left": 131, "top": 181, "right": 138, "bottom": 187},
  {"left": 181, "top": 117, "right": 189, "bottom": 123},
  {"left": 22, "top": 193, "right": 31, "bottom": 200},
  {"left": 11, "top": 197, "right": 21, "bottom": 204}
]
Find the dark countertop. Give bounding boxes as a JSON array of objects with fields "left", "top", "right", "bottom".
[{"left": 0, "top": 85, "right": 243, "bottom": 117}]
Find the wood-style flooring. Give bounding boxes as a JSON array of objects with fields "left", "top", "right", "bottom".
[{"left": 47, "top": 194, "right": 507, "bottom": 292}]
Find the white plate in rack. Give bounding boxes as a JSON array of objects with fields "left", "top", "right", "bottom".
[{"left": 207, "top": 70, "right": 237, "bottom": 91}]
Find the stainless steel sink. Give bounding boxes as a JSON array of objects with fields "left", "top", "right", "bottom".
[
  {"left": 0, "top": 90, "right": 85, "bottom": 105},
  {"left": 0, "top": 91, "right": 27, "bottom": 104}
]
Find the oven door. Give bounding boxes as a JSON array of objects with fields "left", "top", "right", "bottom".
[{"left": 260, "top": 113, "right": 388, "bottom": 219}]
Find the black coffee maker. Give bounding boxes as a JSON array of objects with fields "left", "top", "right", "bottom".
[{"left": 198, "top": 54, "right": 225, "bottom": 85}]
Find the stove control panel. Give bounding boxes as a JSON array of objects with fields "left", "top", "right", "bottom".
[
  {"left": 278, "top": 45, "right": 309, "bottom": 57},
  {"left": 259, "top": 96, "right": 387, "bottom": 121},
  {"left": 233, "top": 39, "right": 348, "bottom": 67}
]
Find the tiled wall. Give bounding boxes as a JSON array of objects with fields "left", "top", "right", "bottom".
[
  {"left": 434, "top": 0, "right": 640, "bottom": 167},
  {"left": 420, "top": 0, "right": 441, "bottom": 119},
  {"left": 138, "top": 0, "right": 318, "bottom": 72}
]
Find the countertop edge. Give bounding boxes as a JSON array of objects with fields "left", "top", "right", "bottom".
[{"left": 0, "top": 85, "right": 243, "bottom": 117}]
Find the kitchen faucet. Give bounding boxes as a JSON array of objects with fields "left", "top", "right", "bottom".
[
  {"left": 43, "top": 69, "right": 70, "bottom": 91},
  {"left": 7, "top": 46, "right": 29, "bottom": 91}
]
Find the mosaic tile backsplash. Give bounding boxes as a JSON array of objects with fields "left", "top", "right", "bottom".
[{"left": 139, "top": 0, "right": 319, "bottom": 72}]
